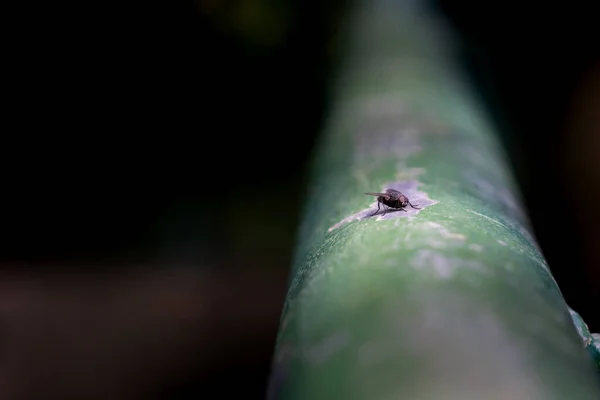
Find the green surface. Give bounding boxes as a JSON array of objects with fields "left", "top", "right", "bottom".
[
  {"left": 569, "top": 307, "right": 600, "bottom": 373},
  {"left": 592, "top": 334, "right": 600, "bottom": 371},
  {"left": 268, "top": 1, "right": 600, "bottom": 399}
]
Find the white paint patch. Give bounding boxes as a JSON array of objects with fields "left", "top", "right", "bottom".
[
  {"left": 498, "top": 240, "right": 507, "bottom": 246},
  {"left": 327, "top": 208, "right": 376, "bottom": 232},
  {"left": 328, "top": 180, "right": 437, "bottom": 231},
  {"left": 425, "top": 221, "right": 466, "bottom": 241},
  {"left": 304, "top": 331, "right": 350, "bottom": 365},
  {"left": 569, "top": 308, "right": 592, "bottom": 346},
  {"left": 411, "top": 250, "right": 485, "bottom": 279},
  {"left": 395, "top": 167, "right": 425, "bottom": 180},
  {"left": 466, "top": 210, "right": 507, "bottom": 229},
  {"left": 445, "top": 233, "right": 466, "bottom": 241},
  {"left": 468, "top": 243, "right": 483, "bottom": 252}
]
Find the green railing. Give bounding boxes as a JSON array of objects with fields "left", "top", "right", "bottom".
[{"left": 267, "top": 0, "right": 600, "bottom": 398}]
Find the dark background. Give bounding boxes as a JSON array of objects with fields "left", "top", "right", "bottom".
[{"left": 1, "top": 0, "right": 599, "bottom": 398}]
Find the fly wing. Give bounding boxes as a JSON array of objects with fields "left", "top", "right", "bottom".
[{"left": 364, "top": 192, "right": 391, "bottom": 200}]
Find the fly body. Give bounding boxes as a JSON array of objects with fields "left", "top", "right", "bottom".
[{"left": 364, "top": 188, "right": 420, "bottom": 216}]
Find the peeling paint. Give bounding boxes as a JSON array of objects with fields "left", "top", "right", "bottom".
[
  {"left": 411, "top": 249, "right": 486, "bottom": 279},
  {"left": 466, "top": 210, "right": 507, "bottom": 229},
  {"left": 395, "top": 167, "right": 425, "bottom": 180},
  {"left": 468, "top": 243, "right": 483, "bottom": 252},
  {"left": 328, "top": 180, "right": 437, "bottom": 231},
  {"left": 425, "top": 221, "right": 466, "bottom": 241}
]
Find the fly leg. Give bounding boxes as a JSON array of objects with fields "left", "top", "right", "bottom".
[{"left": 370, "top": 201, "right": 381, "bottom": 217}]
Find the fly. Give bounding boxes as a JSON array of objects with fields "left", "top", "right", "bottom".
[{"left": 364, "top": 188, "right": 420, "bottom": 216}]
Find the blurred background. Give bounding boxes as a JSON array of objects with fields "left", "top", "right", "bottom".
[{"left": 1, "top": 0, "right": 599, "bottom": 398}]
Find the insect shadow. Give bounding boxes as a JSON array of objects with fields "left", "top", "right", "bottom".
[{"left": 364, "top": 188, "right": 420, "bottom": 217}]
